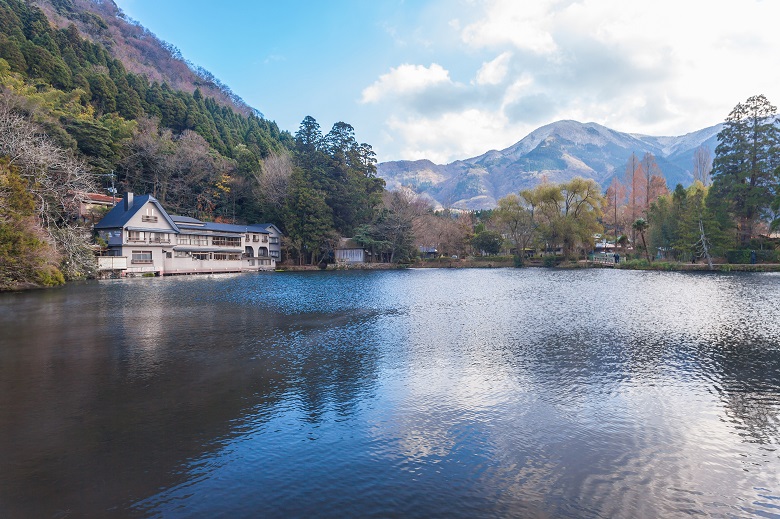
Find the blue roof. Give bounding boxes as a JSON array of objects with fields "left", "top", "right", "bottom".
[
  {"left": 170, "top": 215, "right": 201, "bottom": 224},
  {"left": 174, "top": 219, "right": 270, "bottom": 234},
  {"left": 95, "top": 194, "right": 180, "bottom": 232},
  {"left": 253, "top": 223, "right": 283, "bottom": 235},
  {"left": 95, "top": 194, "right": 281, "bottom": 236}
]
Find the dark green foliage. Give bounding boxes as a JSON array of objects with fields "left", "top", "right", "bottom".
[
  {"left": 724, "top": 248, "right": 779, "bottom": 264},
  {"left": 284, "top": 116, "right": 385, "bottom": 256},
  {"left": 710, "top": 94, "right": 780, "bottom": 247},
  {"left": 471, "top": 229, "right": 504, "bottom": 255},
  {"left": 0, "top": 159, "right": 64, "bottom": 288},
  {"left": 0, "top": 34, "right": 26, "bottom": 71},
  {"left": 725, "top": 250, "right": 752, "bottom": 264}
]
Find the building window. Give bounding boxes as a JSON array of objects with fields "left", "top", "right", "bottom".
[
  {"left": 141, "top": 207, "right": 158, "bottom": 223},
  {"left": 270, "top": 251, "right": 280, "bottom": 258},
  {"left": 253, "top": 235, "right": 259, "bottom": 242},
  {"left": 192, "top": 252, "right": 209, "bottom": 260},
  {"left": 131, "top": 250, "right": 153, "bottom": 264},
  {"left": 150, "top": 232, "right": 169, "bottom": 243},
  {"left": 245, "top": 234, "right": 250, "bottom": 242},
  {"left": 269, "top": 237, "right": 279, "bottom": 244},
  {"left": 214, "top": 253, "right": 241, "bottom": 261},
  {"left": 128, "top": 230, "right": 144, "bottom": 242},
  {"left": 213, "top": 236, "right": 241, "bottom": 247},
  {"left": 177, "top": 235, "right": 192, "bottom": 245},
  {"left": 174, "top": 251, "right": 189, "bottom": 258}
]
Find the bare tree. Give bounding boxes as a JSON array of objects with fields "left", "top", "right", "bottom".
[
  {"left": 0, "top": 94, "right": 97, "bottom": 279},
  {"left": 604, "top": 176, "right": 626, "bottom": 244},
  {"left": 120, "top": 117, "right": 173, "bottom": 198},
  {"left": 624, "top": 153, "right": 645, "bottom": 244},
  {"left": 692, "top": 145, "right": 713, "bottom": 186},
  {"left": 641, "top": 152, "right": 667, "bottom": 212},
  {"left": 254, "top": 151, "right": 292, "bottom": 208},
  {"left": 382, "top": 188, "right": 429, "bottom": 262}
]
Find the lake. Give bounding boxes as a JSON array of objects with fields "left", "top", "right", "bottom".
[{"left": 1, "top": 268, "right": 779, "bottom": 518}]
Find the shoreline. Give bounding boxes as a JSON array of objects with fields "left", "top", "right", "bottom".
[
  {"left": 276, "top": 259, "right": 780, "bottom": 273},
  {"left": 4, "top": 260, "right": 779, "bottom": 291}
]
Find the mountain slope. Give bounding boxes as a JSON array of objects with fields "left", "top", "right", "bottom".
[
  {"left": 378, "top": 120, "right": 722, "bottom": 210},
  {"left": 31, "top": 0, "right": 254, "bottom": 116}
]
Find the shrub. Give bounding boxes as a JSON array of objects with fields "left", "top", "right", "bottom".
[
  {"left": 725, "top": 250, "right": 751, "bottom": 264},
  {"left": 543, "top": 256, "right": 557, "bottom": 267},
  {"left": 35, "top": 265, "right": 65, "bottom": 286},
  {"left": 757, "top": 249, "right": 779, "bottom": 263},
  {"left": 620, "top": 258, "right": 650, "bottom": 269}
]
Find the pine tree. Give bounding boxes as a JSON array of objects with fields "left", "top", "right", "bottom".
[{"left": 711, "top": 94, "right": 779, "bottom": 247}]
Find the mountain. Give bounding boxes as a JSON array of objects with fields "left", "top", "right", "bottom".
[{"left": 377, "top": 120, "right": 722, "bottom": 210}]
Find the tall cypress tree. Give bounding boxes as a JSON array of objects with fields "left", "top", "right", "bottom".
[{"left": 710, "top": 94, "right": 779, "bottom": 247}]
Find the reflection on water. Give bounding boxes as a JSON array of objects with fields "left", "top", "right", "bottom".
[{"left": 1, "top": 269, "right": 780, "bottom": 517}]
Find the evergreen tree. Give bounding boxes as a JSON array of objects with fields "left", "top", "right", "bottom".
[{"left": 710, "top": 94, "right": 779, "bottom": 247}]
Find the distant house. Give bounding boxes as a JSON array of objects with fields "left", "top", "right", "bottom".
[
  {"left": 94, "top": 192, "right": 281, "bottom": 276},
  {"left": 335, "top": 238, "right": 366, "bottom": 264},
  {"left": 594, "top": 239, "right": 616, "bottom": 252},
  {"left": 418, "top": 246, "right": 438, "bottom": 259},
  {"left": 71, "top": 192, "right": 121, "bottom": 224}
]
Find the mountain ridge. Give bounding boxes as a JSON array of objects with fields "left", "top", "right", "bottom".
[{"left": 378, "top": 120, "right": 722, "bottom": 210}]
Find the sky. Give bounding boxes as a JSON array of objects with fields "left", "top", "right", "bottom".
[{"left": 113, "top": 0, "right": 780, "bottom": 164}]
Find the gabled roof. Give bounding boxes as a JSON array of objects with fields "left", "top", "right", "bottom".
[
  {"left": 95, "top": 194, "right": 180, "bottom": 232},
  {"left": 96, "top": 194, "right": 281, "bottom": 238},
  {"left": 253, "top": 223, "right": 283, "bottom": 236},
  {"left": 337, "top": 238, "right": 363, "bottom": 250}
]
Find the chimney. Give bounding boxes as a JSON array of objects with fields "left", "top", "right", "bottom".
[{"left": 124, "top": 192, "right": 134, "bottom": 211}]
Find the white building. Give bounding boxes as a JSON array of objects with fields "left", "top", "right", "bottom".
[{"left": 95, "top": 193, "right": 282, "bottom": 276}]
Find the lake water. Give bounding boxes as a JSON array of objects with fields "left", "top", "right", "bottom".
[{"left": 1, "top": 268, "right": 780, "bottom": 518}]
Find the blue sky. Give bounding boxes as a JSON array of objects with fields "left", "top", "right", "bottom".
[{"left": 114, "top": 0, "right": 780, "bottom": 164}]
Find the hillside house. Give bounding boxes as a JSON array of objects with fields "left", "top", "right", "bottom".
[{"left": 95, "top": 193, "right": 282, "bottom": 276}]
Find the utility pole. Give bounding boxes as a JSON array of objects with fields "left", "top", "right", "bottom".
[{"left": 109, "top": 170, "right": 116, "bottom": 205}]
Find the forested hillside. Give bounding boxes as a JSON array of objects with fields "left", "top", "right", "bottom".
[
  {"left": 33, "top": 0, "right": 256, "bottom": 116},
  {"left": 0, "top": 0, "right": 389, "bottom": 288},
  {"left": 0, "top": 0, "right": 289, "bottom": 214}
]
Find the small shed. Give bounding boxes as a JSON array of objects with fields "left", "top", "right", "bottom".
[
  {"left": 418, "top": 246, "right": 438, "bottom": 259},
  {"left": 335, "top": 238, "right": 366, "bottom": 264}
]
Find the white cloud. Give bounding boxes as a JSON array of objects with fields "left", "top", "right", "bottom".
[
  {"left": 387, "top": 109, "right": 520, "bottom": 164},
  {"left": 475, "top": 51, "right": 512, "bottom": 86},
  {"left": 361, "top": 63, "right": 452, "bottom": 103},
  {"left": 461, "top": 0, "right": 557, "bottom": 54},
  {"left": 366, "top": 0, "right": 780, "bottom": 163}
]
